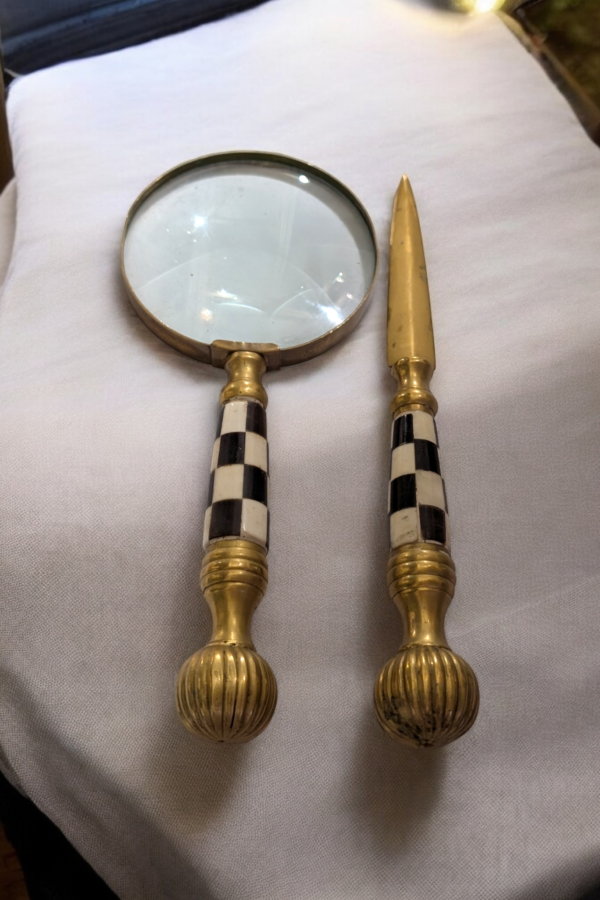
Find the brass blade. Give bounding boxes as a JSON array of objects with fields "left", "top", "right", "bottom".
[{"left": 387, "top": 175, "right": 436, "bottom": 369}]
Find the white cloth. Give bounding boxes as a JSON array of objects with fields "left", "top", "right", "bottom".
[{"left": 2, "top": 2, "right": 600, "bottom": 897}]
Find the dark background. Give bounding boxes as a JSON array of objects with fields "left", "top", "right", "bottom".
[{"left": 0, "top": 0, "right": 269, "bottom": 74}]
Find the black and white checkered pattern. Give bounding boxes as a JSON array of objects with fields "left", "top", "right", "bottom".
[
  {"left": 388, "top": 409, "right": 449, "bottom": 550},
  {"left": 203, "top": 398, "right": 269, "bottom": 551}
]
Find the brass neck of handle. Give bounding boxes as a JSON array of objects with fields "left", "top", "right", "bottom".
[
  {"left": 387, "top": 544, "right": 455, "bottom": 648},
  {"left": 390, "top": 357, "right": 438, "bottom": 417},
  {"left": 201, "top": 539, "right": 268, "bottom": 647},
  {"left": 220, "top": 351, "right": 268, "bottom": 407}
]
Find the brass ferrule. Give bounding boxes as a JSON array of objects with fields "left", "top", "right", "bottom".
[
  {"left": 390, "top": 357, "right": 438, "bottom": 416},
  {"left": 220, "top": 351, "right": 268, "bottom": 407}
]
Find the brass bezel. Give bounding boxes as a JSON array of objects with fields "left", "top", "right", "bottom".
[{"left": 121, "top": 150, "right": 378, "bottom": 369}]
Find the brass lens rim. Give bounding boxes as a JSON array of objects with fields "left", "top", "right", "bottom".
[{"left": 121, "top": 150, "right": 378, "bottom": 369}]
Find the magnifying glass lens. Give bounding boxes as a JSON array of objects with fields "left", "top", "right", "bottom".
[{"left": 123, "top": 161, "right": 376, "bottom": 349}]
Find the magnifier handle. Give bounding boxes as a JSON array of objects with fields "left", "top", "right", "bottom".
[
  {"left": 176, "top": 351, "right": 276, "bottom": 742},
  {"left": 374, "top": 361, "right": 479, "bottom": 747}
]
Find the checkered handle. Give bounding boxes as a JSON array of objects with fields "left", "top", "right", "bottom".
[
  {"left": 389, "top": 408, "right": 449, "bottom": 550},
  {"left": 203, "top": 398, "right": 270, "bottom": 551}
]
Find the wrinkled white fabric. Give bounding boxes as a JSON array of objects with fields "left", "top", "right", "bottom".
[{"left": 1, "top": 1, "right": 600, "bottom": 898}]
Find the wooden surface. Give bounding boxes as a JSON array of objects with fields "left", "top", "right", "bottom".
[
  {"left": 520, "top": 0, "right": 600, "bottom": 107},
  {"left": 0, "top": 65, "right": 14, "bottom": 194},
  {"left": 508, "top": 0, "right": 600, "bottom": 144},
  {"left": 0, "top": 822, "right": 28, "bottom": 900}
]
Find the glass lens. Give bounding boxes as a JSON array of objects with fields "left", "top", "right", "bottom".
[{"left": 123, "top": 159, "right": 376, "bottom": 349}]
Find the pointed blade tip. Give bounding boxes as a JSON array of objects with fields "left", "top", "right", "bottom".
[
  {"left": 394, "top": 174, "right": 416, "bottom": 210},
  {"left": 387, "top": 174, "right": 435, "bottom": 369},
  {"left": 397, "top": 172, "right": 409, "bottom": 193}
]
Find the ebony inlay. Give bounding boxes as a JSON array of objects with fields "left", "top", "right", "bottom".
[
  {"left": 246, "top": 402, "right": 267, "bottom": 438},
  {"left": 243, "top": 465, "right": 268, "bottom": 505},
  {"left": 419, "top": 505, "right": 446, "bottom": 544},
  {"left": 392, "top": 413, "right": 413, "bottom": 449},
  {"left": 414, "top": 439, "right": 440, "bottom": 474},
  {"left": 217, "top": 431, "right": 246, "bottom": 467},
  {"left": 390, "top": 473, "right": 417, "bottom": 514},
  {"left": 209, "top": 499, "right": 243, "bottom": 541}
]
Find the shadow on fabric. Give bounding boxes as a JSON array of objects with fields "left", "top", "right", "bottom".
[{"left": 0, "top": 769, "right": 118, "bottom": 900}]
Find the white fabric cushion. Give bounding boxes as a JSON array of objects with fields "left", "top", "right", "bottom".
[{"left": 2, "top": 1, "right": 600, "bottom": 897}]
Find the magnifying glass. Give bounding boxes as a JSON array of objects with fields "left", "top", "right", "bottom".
[{"left": 122, "top": 151, "right": 378, "bottom": 742}]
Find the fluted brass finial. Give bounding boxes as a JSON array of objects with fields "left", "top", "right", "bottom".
[
  {"left": 375, "top": 176, "right": 479, "bottom": 748},
  {"left": 176, "top": 352, "right": 276, "bottom": 742}
]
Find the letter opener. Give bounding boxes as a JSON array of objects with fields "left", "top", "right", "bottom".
[{"left": 374, "top": 176, "right": 479, "bottom": 748}]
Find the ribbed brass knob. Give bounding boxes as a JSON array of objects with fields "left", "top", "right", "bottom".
[
  {"left": 375, "top": 645, "right": 478, "bottom": 748},
  {"left": 177, "top": 642, "right": 277, "bottom": 743}
]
